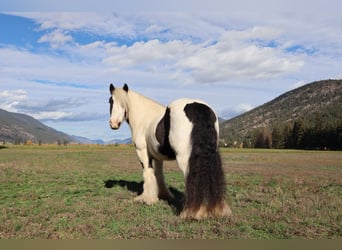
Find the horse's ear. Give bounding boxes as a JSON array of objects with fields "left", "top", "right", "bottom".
[
  {"left": 109, "top": 83, "right": 115, "bottom": 94},
  {"left": 123, "top": 83, "right": 129, "bottom": 92}
]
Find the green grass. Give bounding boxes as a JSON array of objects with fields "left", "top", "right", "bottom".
[{"left": 0, "top": 145, "right": 341, "bottom": 238}]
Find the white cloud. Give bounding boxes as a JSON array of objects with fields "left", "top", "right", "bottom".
[
  {"left": 31, "top": 111, "right": 72, "bottom": 120},
  {"left": 236, "top": 103, "right": 254, "bottom": 113},
  {"left": 38, "top": 29, "right": 73, "bottom": 48},
  {"left": 0, "top": 89, "right": 28, "bottom": 112},
  {"left": 30, "top": 110, "right": 106, "bottom": 122},
  {"left": 220, "top": 103, "right": 255, "bottom": 119},
  {"left": 17, "top": 12, "right": 136, "bottom": 37},
  {"left": 0, "top": 89, "right": 27, "bottom": 100},
  {"left": 99, "top": 27, "right": 305, "bottom": 83},
  {"left": 0, "top": 46, "right": 111, "bottom": 86},
  {"left": 174, "top": 28, "right": 304, "bottom": 83},
  {"left": 103, "top": 39, "right": 195, "bottom": 71},
  {"left": 2, "top": 9, "right": 342, "bottom": 141}
]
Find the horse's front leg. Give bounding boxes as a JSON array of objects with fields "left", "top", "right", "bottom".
[{"left": 134, "top": 148, "right": 159, "bottom": 205}]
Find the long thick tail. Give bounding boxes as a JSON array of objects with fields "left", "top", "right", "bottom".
[{"left": 181, "top": 102, "right": 232, "bottom": 219}]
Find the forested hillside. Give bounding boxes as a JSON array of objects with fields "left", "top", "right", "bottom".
[{"left": 220, "top": 79, "right": 342, "bottom": 149}]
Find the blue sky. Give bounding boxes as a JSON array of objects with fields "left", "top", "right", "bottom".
[{"left": 1, "top": 1, "right": 342, "bottom": 141}]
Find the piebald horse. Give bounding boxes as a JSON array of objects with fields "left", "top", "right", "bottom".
[{"left": 109, "top": 83, "right": 232, "bottom": 219}]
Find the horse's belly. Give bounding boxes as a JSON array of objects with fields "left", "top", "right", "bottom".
[{"left": 147, "top": 141, "right": 175, "bottom": 161}]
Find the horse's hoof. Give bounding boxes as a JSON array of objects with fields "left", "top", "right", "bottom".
[
  {"left": 180, "top": 203, "right": 232, "bottom": 220},
  {"left": 134, "top": 195, "right": 158, "bottom": 205},
  {"left": 180, "top": 205, "right": 208, "bottom": 220},
  {"left": 210, "top": 202, "right": 233, "bottom": 218}
]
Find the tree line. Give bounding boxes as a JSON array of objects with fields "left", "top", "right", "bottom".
[
  {"left": 250, "top": 113, "right": 342, "bottom": 150},
  {"left": 5, "top": 136, "right": 70, "bottom": 146}
]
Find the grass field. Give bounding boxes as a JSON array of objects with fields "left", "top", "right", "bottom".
[{"left": 0, "top": 144, "right": 341, "bottom": 239}]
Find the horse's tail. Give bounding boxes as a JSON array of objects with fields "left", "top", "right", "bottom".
[{"left": 181, "top": 102, "right": 232, "bottom": 219}]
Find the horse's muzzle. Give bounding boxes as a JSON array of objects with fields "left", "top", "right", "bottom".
[{"left": 109, "top": 120, "right": 121, "bottom": 130}]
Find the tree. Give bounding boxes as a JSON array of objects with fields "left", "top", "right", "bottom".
[
  {"left": 15, "top": 135, "right": 21, "bottom": 145},
  {"left": 253, "top": 127, "right": 272, "bottom": 148},
  {"left": 272, "top": 124, "right": 284, "bottom": 149},
  {"left": 283, "top": 122, "right": 293, "bottom": 149},
  {"left": 292, "top": 119, "right": 306, "bottom": 148}
]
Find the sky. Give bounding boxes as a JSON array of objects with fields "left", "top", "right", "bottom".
[{"left": 1, "top": 0, "right": 342, "bottom": 141}]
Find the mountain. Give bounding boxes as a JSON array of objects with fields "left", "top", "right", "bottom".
[
  {"left": 220, "top": 79, "right": 342, "bottom": 147},
  {"left": 70, "top": 135, "right": 105, "bottom": 145},
  {"left": 69, "top": 135, "right": 133, "bottom": 145},
  {"left": 0, "top": 108, "right": 132, "bottom": 145},
  {"left": 105, "top": 137, "right": 132, "bottom": 145},
  {"left": 218, "top": 117, "right": 226, "bottom": 124},
  {"left": 0, "top": 108, "right": 75, "bottom": 144}
]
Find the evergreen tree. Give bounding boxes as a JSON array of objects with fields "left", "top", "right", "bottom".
[
  {"left": 272, "top": 124, "right": 284, "bottom": 149},
  {"left": 292, "top": 119, "right": 306, "bottom": 148}
]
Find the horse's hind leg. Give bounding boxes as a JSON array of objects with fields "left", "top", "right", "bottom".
[
  {"left": 175, "top": 153, "right": 202, "bottom": 219},
  {"left": 134, "top": 148, "right": 159, "bottom": 205},
  {"left": 154, "top": 160, "right": 174, "bottom": 201}
]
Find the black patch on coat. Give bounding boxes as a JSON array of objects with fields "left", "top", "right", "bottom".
[
  {"left": 125, "top": 111, "right": 129, "bottom": 125},
  {"left": 183, "top": 102, "right": 226, "bottom": 213},
  {"left": 155, "top": 107, "right": 176, "bottom": 159},
  {"left": 109, "top": 97, "right": 113, "bottom": 115}
]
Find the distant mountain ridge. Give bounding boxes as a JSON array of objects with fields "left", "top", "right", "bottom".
[
  {"left": 106, "top": 137, "right": 132, "bottom": 145},
  {"left": 220, "top": 79, "right": 342, "bottom": 145},
  {"left": 70, "top": 135, "right": 132, "bottom": 145},
  {"left": 0, "top": 108, "right": 74, "bottom": 144},
  {"left": 0, "top": 108, "right": 132, "bottom": 144},
  {"left": 70, "top": 135, "right": 105, "bottom": 145}
]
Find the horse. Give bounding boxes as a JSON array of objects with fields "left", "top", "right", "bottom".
[{"left": 108, "top": 83, "right": 232, "bottom": 219}]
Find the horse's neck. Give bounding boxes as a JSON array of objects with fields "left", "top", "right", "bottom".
[{"left": 127, "top": 91, "right": 165, "bottom": 135}]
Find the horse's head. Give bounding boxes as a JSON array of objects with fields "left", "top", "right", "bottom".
[{"left": 109, "top": 83, "right": 129, "bottom": 130}]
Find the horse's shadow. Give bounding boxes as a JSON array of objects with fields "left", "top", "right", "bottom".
[{"left": 104, "top": 179, "right": 185, "bottom": 215}]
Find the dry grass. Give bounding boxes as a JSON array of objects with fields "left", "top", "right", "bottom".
[{"left": 0, "top": 145, "right": 341, "bottom": 238}]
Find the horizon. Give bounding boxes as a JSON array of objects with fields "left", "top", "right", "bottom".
[
  {"left": 1, "top": 1, "right": 342, "bottom": 141},
  {"left": 1, "top": 79, "right": 339, "bottom": 143}
]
